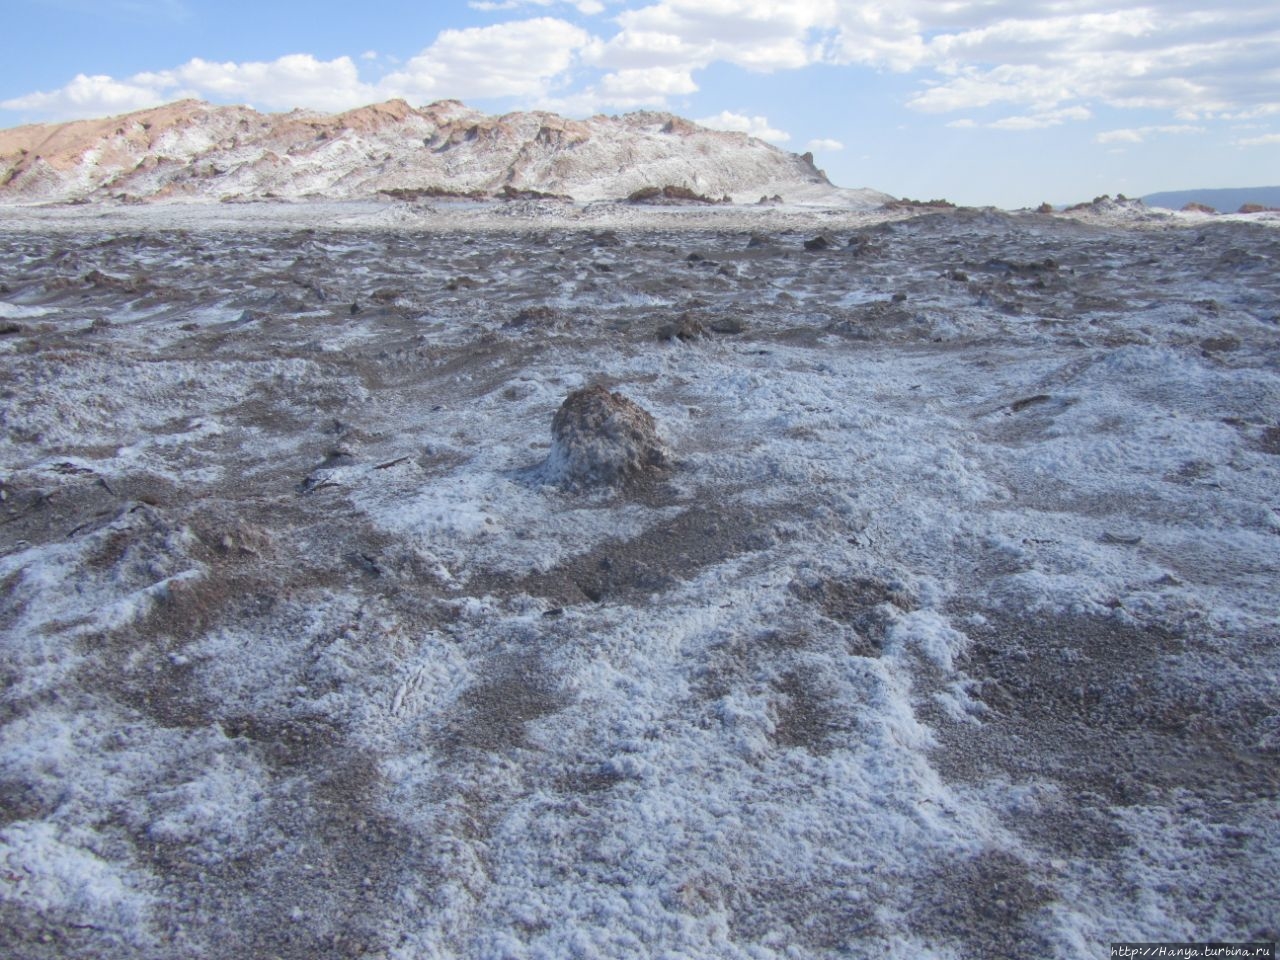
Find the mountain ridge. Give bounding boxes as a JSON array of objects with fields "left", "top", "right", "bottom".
[
  {"left": 0, "top": 98, "right": 885, "bottom": 207},
  {"left": 1142, "top": 185, "right": 1280, "bottom": 212}
]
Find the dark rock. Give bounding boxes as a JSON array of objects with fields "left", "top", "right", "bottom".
[
  {"left": 82, "top": 269, "right": 146, "bottom": 292},
  {"left": 708, "top": 317, "right": 746, "bottom": 334},
  {"left": 657, "top": 313, "right": 708, "bottom": 342},
  {"left": 1200, "top": 336, "right": 1241, "bottom": 354},
  {"left": 504, "top": 305, "right": 566, "bottom": 330},
  {"left": 0, "top": 321, "right": 21, "bottom": 336},
  {"left": 545, "top": 385, "right": 667, "bottom": 489},
  {"left": 1008, "top": 394, "right": 1052, "bottom": 413},
  {"left": 882, "top": 197, "right": 956, "bottom": 211},
  {"left": 496, "top": 184, "right": 571, "bottom": 202},
  {"left": 627, "top": 185, "right": 727, "bottom": 205},
  {"left": 804, "top": 234, "right": 835, "bottom": 252}
]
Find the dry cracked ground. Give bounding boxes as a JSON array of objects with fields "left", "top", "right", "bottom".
[{"left": 1, "top": 202, "right": 1278, "bottom": 959}]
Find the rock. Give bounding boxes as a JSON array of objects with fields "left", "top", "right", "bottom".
[
  {"left": 545, "top": 385, "right": 667, "bottom": 489},
  {"left": 627, "top": 185, "right": 727, "bottom": 205},
  {"left": 804, "top": 234, "right": 835, "bottom": 252},
  {"left": 504, "top": 305, "right": 566, "bottom": 330},
  {"left": 657, "top": 313, "right": 707, "bottom": 341},
  {"left": 708, "top": 317, "right": 745, "bottom": 334},
  {"left": 1182, "top": 202, "right": 1216, "bottom": 214}
]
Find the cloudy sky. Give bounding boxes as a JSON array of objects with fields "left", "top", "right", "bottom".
[{"left": 4, "top": 0, "right": 1279, "bottom": 207}]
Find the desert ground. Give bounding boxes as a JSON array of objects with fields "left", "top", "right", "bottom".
[{"left": 1, "top": 198, "right": 1277, "bottom": 959}]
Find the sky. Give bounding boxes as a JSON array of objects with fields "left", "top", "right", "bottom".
[{"left": 2, "top": 0, "right": 1279, "bottom": 208}]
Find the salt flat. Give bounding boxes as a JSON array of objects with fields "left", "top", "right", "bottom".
[{"left": 1, "top": 199, "right": 1277, "bottom": 959}]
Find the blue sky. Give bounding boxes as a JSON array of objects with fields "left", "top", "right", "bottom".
[{"left": 3, "top": 0, "right": 1279, "bottom": 208}]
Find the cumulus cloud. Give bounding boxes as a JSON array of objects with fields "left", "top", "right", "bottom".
[
  {"left": 2, "top": 73, "right": 167, "bottom": 119},
  {"left": 696, "top": 110, "right": 790, "bottom": 144},
  {"left": 2, "top": 18, "right": 593, "bottom": 121},
  {"left": 598, "top": 0, "right": 833, "bottom": 73},
  {"left": 470, "top": 0, "right": 604, "bottom": 14},
  {"left": 591, "top": 0, "right": 1280, "bottom": 126},
  {"left": 140, "top": 54, "right": 377, "bottom": 112},
  {"left": 6, "top": 0, "right": 1280, "bottom": 137},
  {"left": 897, "top": 2, "right": 1280, "bottom": 120},
  {"left": 805, "top": 137, "right": 844, "bottom": 152},
  {"left": 595, "top": 66, "right": 698, "bottom": 106},
  {"left": 381, "top": 18, "right": 591, "bottom": 101}
]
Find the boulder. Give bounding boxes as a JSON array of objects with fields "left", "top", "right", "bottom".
[
  {"left": 657, "top": 313, "right": 708, "bottom": 341},
  {"left": 544, "top": 385, "right": 667, "bottom": 489}
]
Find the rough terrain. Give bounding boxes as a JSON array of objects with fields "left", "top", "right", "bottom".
[{"left": 1, "top": 199, "right": 1278, "bottom": 959}]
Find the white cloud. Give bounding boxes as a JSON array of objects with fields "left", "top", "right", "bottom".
[
  {"left": 6, "top": 0, "right": 1280, "bottom": 141},
  {"left": 987, "top": 105, "right": 1092, "bottom": 130},
  {"left": 1236, "top": 132, "right": 1280, "bottom": 146},
  {"left": 597, "top": 66, "right": 698, "bottom": 105},
  {"left": 1, "top": 73, "right": 166, "bottom": 119},
  {"left": 805, "top": 137, "right": 844, "bottom": 152},
  {"left": 602, "top": 0, "right": 833, "bottom": 73},
  {"left": 946, "top": 118, "right": 977, "bottom": 128},
  {"left": 381, "top": 18, "right": 591, "bottom": 101},
  {"left": 470, "top": 0, "right": 604, "bottom": 13},
  {"left": 696, "top": 110, "right": 790, "bottom": 143},
  {"left": 584, "top": 0, "right": 1279, "bottom": 129},
  {"left": 2, "top": 17, "right": 593, "bottom": 121},
  {"left": 1095, "top": 124, "right": 1205, "bottom": 144},
  {"left": 144, "top": 55, "right": 377, "bottom": 112},
  {"left": 897, "top": 2, "right": 1280, "bottom": 120}
]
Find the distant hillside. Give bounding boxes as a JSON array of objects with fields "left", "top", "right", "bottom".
[
  {"left": 0, "top": 98, "right": 887, "bottom": 207},
  {"left": 1142, "top": 186, "right": 1280, "bottom": 212}
]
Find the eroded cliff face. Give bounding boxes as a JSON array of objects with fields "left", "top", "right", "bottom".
[{"left": 0, "top": 98, "right": 849, "bottom": 204}]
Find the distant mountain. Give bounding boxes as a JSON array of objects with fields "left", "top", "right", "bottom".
[
  {"left": 0, "top": 99, "right": 886, "bottom": 207},
  {"left": 1142, "top": 186, "right": 1280, "bottom": 212}
]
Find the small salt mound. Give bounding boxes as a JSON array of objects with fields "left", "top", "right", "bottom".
[{"left": 544, "top": 385, "right": 667, "bottom": 489}]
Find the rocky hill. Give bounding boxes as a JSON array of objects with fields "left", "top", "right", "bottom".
[
  {"left": 1142, "top": 185, "right": 1280, "bottom": 213},
  {"left": 0, "top": 99, "right": 878, "bottom": 206}
]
